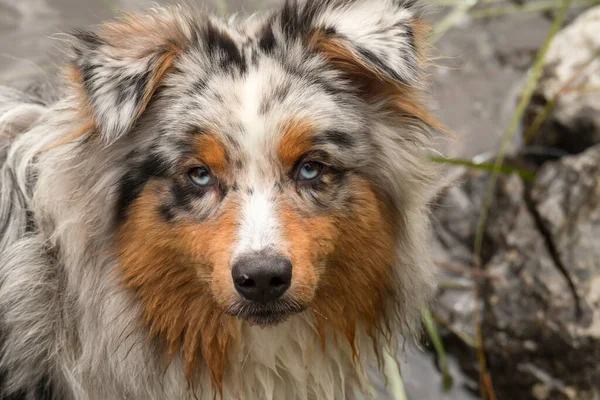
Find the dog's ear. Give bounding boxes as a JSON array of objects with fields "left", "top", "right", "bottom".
[
  {"left": 278, "top": 0, "right": 427, "bottom": 83},
  {"left": 276, "top": 0, "right": 439, "bottom": 128},
  {"left": 66, "top": 9, "right": 194, "bottom": 143},
  {"left": 314, "top": 0, "right": 424, "bottom": 85}
]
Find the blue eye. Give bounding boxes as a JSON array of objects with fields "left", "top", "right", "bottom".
[
  {"left": 188, "top": 167, "right": 213, "bottom": 187},
  {"left": 298, "top": 162, "right": 323, "bottom": 181}
]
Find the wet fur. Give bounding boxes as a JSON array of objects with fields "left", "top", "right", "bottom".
[{"left": 0, "top": 1, "right": 442, "bottom": 399}]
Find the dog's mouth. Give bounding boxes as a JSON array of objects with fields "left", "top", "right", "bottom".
[{"left": 226, "top": 300, "right": 306, "bottom": 327}]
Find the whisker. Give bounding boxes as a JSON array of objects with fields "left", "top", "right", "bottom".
[
  {"left": 240, "top": 338, "right": 253, "bottom": 372},
  {"left": 312, "top": 308, "right": 328, "bottom": 321}
]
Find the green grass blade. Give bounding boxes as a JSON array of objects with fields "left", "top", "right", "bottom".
[
  {"left": 383, "top": 349, "right": 409, "bottom": 400},
  {"left": 430, "top": 156, "right": 535, "bottom": 181},
  {"left": 422, "top": 308, "right": 453, "bottom": 391}
]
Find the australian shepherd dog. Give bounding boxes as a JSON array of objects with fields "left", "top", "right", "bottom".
[{"left": 0, "top": 0, "right": 443, "bottom": 398}]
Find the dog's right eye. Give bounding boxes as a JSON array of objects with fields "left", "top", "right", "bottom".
[
  {"left": 297, "top": 161, "right": 324, "bottom": 181},
  {"left": 188, "top": 167, "right": 214, "bottom": 187}
]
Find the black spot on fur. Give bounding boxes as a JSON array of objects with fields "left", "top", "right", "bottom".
[
  {"left": 193, "top": 78, "right": 207, "bottom": 93},
  {"left": 405, "top": 23, "right": 416, "bottom": 52},
  {"left": 115, "top": 152, "right": 169, "bottom": 224},
  {"left": 214, "top": 92, "right": 225, "bottom": 103},
  {"left": 260, "top": 83, "right": 292, "bottom": 115},
  {"left": 259, "top": 99, "right": 271, "bottom": 115},
  {"left": 186, "top": 126, "right": 207, "bottom": 137},
  {"left": 274, "top": 84, "right": 291, "bottom": 102},
  {"left": 401, "top": 0, "right": 420, "bottom": 10},
  {"left": 323, "top": 26, "right": 336, "bottom": 36},
  {"left": 310, "top": 76, "right": 341, "bottom": 98},
  {"left": 79, "top": 63, "right": 97, "bottom": 94},
  {"left": 279, "top": 62, "right": 342, "bottom": 98},
  {"left": 113, "top": 67, "right": 151, "bottom": 108},
  {"left": 133, "top": 67, "right": 152, "bottom": 105},
  {"left": 171, "top": 182, "right": 191, "bottom": 210},
  {"left": 357, "top": 46, "right": 408, "bottom": 84},
  {"left": 224, "top": 133, "right": 240, "bottom": 150},
  {"left": 73, "top": 29, "right": 106, "bottom": 50},
  {"left": 170, "top": 181, "right": 212, "bottom": 213},
  {"left": 315, "top": 130, "right": 355, "bottom": 148},
  {"left": 258, "top": 25, "right": 277, "bottom": 53},
  {"left": 25, "top": 210, "right": 36, "bottom": 233},
  {"left": 250, "top": 48, "right": 260, "bottom": 66},
  {"left": 158, "top": 204, "right": 176, "bottom": 222},
  {"left": 280, "top": 0, "right": 322, "bottom": 39},
  {"left": 206, "top": 23, "right": 246, "bottom": 72},
  {"left": 218, "top": 183, "right": 229, "bottom": 199}
]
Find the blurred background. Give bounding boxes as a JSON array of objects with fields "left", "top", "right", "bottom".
[{"left": 1, "top": 0, "right": 598, "bottom": 399}]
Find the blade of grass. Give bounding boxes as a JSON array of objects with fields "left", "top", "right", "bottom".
[
  {"left": 430, "top": 156, "right": 535, "bottom": 180},
  {"left": 435, "top": 260, "right": 503, "bottom": 280},
  {"left": 432, "top": 313, "right": 478, "bottom": 348},
  {"left": 383, "top": 349, "right": 409, "bottom": 400},
  {"left": 471, "top": 1, "right": 572, "bottom": 399},
  {"left": 422, "top": 308, "right": 453, "bottom": 391},
  {"left": 438, "top": 279, "right": 474, "bottom": 290}
]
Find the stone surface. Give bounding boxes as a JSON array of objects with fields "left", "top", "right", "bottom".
[
  {"left": 525, "top": 7, "right": 600, "bottom": 154},
  {"left": 433, "top": 145, "right": 600, "bottom": 399}
]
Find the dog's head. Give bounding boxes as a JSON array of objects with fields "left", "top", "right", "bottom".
[{"left": 64, "top": 0, "right": 441, "bottom": 384}]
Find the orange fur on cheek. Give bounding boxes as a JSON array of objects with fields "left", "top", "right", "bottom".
[
  {"left": 309, "top": 177, "right": 397, "bottom": 350},
  {"left": 116, "top": 180, "right": 240, "bottom": 393}
]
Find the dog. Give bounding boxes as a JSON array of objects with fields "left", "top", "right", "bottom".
[{"left": 0, "top": 0, "right": 443, "bottom": 398}]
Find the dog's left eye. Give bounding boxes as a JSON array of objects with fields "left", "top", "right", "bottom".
[
  {"left": 188, "top": 167, "right": 214, "bottom": 187},
  {"left": 298, "top": 161, "right": 324, "bottom": 181}
]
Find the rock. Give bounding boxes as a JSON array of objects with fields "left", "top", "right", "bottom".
[
  {"left": 524, "top": 7, "right": 600, "bottom": 154},
  {"left": 431, "top": 145, "right": 600, "bottom": 399}
]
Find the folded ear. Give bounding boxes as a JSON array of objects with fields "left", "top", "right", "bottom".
[
  {"left": 277, "top": 0, "right": 439, "bottom": 129},
  {"left": 278, "top": 0, "right": 426, "bottom": 83},
  {"left": 67, "top": 9, "right": 194, "bottom": 143},
  {"left": 317, "top": 0, "right": 424, "bottom": 84}
]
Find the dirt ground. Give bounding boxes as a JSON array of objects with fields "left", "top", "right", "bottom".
[{"left": 0, "top": 0, "right": 587, "bottom": 398}]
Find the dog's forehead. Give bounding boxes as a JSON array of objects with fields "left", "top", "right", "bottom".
[{"left": 162, "top": 40, "right": 363, "bottom": 172}]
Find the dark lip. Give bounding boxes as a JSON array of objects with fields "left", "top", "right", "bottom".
[{"left": 226, "top": 300, "right": 306, "bottom": 327}]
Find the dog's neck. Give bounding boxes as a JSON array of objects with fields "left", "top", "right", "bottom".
[{"left": 81, "top": 282, "right": 380, "bottom": 399}]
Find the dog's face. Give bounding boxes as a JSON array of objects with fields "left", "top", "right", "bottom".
[
  {"left": 117, "top": 62, "right": 390, "bottom": 322},
  {"left": 65, "top": 0, "right": 440, "bottom": 380}
]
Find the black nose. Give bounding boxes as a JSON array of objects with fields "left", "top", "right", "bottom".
[{"left": 232, "top": 253, "right": 292, "bottom": 304}]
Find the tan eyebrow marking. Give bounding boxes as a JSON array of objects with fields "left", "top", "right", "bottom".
[
  {"left": 278, "top": 118, "right": 316, "bottom": 171},
  {"left": 191, "top": 132, "right": 228, "bottom": 175}
]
